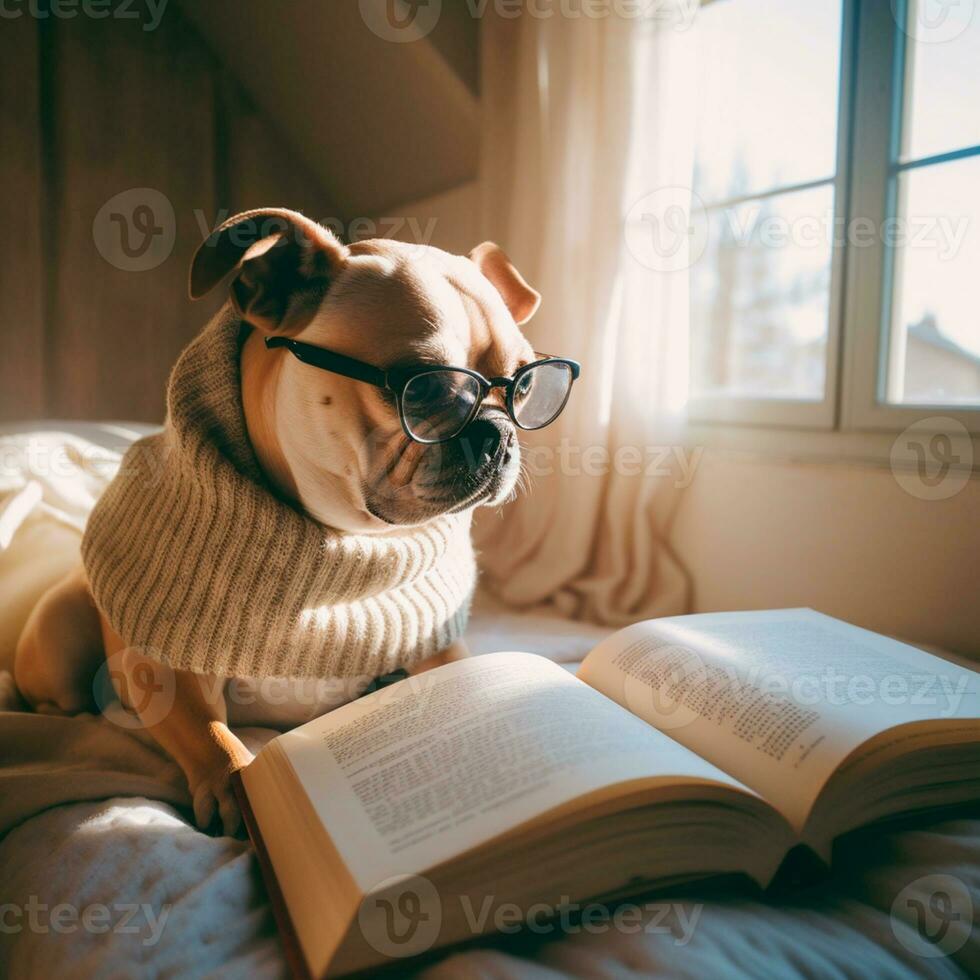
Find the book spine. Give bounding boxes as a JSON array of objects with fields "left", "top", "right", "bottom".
[{"left": 232, "top": 770, "right": 314, "bottom": 980}]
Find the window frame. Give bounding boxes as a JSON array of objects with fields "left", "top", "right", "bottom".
[
  {"left": 687, "top": 0, "right": 856, "bottom": 431},
  {"left": 842, "top": 0, "right": 980, "bottom": 434},
  {"left": 690, "top": 0, "right": 980, "bottom": 445}
]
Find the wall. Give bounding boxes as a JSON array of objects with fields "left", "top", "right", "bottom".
[
  {"left": 669, "top": 454, "right": 980, "bottom": 656},
  {"left": 0, "top": 2, "right": 342, "bottom": 424},
  {"left": 177, "top": 0, "right": 480, "bottom": 217},
  {"left": 384, "top": 181, "right": 482, "bottom": 257}
]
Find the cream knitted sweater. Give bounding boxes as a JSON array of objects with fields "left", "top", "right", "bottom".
[{"left": 81, "top": 310, "right": 476, "bottom": 680}]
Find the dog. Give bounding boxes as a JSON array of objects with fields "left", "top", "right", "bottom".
[{"left": 15, "top": 208, "right": 548, "bottom": 836}]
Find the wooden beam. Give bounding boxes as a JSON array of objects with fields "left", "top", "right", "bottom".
[{"left": 0, "top": 18, "right": 45, "bottom": 421}]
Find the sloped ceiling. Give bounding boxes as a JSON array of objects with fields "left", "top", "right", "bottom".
[{"left": 177, "top": 0, "right": 480, "bottom": 219}]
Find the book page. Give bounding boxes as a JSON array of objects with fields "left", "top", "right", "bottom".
[
  {"left": 578, "top": 609, "right": 980, "bottom": 832},
  {"left": 274, "top": 652, "right": 756, "bottom": 890}
]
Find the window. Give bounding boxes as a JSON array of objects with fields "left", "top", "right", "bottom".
[
  {"left": 688, "top": 0, "right": 980, "bottom": 441},
  {"left": 876, "top": 0, "right": 980, "bottom": 408},
  {"left": 689, "top": 0, "right": 844, "bottom": 426}
]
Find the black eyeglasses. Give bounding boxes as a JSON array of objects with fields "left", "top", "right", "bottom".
[{"left": 265, "top": 336, "right": 581, "bottom": 445}]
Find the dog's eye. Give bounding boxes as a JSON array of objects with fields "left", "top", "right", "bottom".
[
  {"left": 410, "top": 373, "right": 452, "bottom": 403},
  {"left": 514, "top": 372, "right": 534, "bottom": 401},
  {"left": 401, "top": 370, "right": 483, "bottom": 442}
]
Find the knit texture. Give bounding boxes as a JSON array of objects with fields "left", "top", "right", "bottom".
[{"left": 81, "top": 310, "right": 476, "bottom": 680}]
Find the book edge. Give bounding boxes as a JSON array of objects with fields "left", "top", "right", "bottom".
[{"left": 233, "top": 770, "right": 315, "bottom": 980}]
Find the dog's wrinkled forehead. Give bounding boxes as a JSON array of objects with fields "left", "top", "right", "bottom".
[
  {"left": 305, "top": 239, "right": 531, "bottom": 372},
  {"left": 188, "top": 210, "right": 540, "bottom": 369}
]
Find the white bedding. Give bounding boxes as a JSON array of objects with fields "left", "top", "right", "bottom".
[{"left": 1, "top": 428, "right": 977, "bottom": 979}]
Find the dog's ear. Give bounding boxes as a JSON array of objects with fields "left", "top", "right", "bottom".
[
  {"left": 189, "top": 208, "right": 349, "bottom": 334},
  {"left": 469, "top": 242, "right": 541, "bottom": 325}
]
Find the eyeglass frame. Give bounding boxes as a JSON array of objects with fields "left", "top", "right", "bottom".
[{"left": 264, "top": 335, "right": 581, "bottom": 445}]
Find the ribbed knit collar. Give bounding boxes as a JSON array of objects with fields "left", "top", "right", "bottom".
[{"left": 82, "top": 310, "right": 476, "bottom": 680}]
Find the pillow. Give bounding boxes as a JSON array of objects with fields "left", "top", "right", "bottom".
[{"left": 0, "top": 426, "right": 150, "bottom": 673}]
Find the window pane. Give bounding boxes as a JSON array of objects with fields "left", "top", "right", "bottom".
[
  {"left": 901, "top": 0, "right": 980, "bottom": 162},
  {"left": 690, "top": 185, "right": 833, "bottom": 401},
  {"left": 693, "top": 0, "right": 843, "bottom": 203},
  {"left": 886, "top": 157, "right": 980, "bottom": 405}
]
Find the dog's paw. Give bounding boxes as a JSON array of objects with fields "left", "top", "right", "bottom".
[{"left": 188, "top": 750, "right": 253, "bottom": 837}]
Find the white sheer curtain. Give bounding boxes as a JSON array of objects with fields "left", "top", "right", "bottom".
[{"left": 474, "top": 5, "right": 701, "bottom": 625}]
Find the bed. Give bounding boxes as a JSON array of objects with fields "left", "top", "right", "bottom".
[{"left": 1, "top": 426, "right": 977, "bottom": 979}]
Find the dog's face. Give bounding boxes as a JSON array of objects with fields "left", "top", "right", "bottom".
[{"left": 190, "top": 209, "right": 541, "bottom": 532}]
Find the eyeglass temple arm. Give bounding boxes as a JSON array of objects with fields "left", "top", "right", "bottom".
[{"left": 264, "top": 336, "right": 388, "bottom": 388}]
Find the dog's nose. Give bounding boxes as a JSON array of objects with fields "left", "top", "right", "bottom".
[{"left": 457, "top": 420, "right": 503, "bottom": 470}]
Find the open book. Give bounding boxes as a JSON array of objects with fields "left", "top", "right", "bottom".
[{"left": 237, "top": 609, "right": 980, "bottom": 978}]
